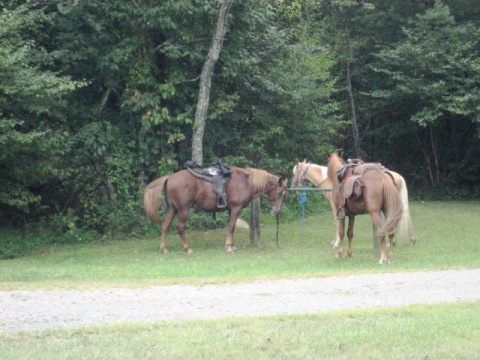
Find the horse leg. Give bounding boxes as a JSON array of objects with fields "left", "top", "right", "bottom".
[
  {"left": 371, "top": 212, "right": 387, "bottom": 264},
  {"left": 329, "top": 199, "right": 341, "bottom": 247},
  {"left": 176, "top": 209, "right": 193, "bottom": 254},
  {"left": 225, "top": 209, "right": 240, "bottom": 253},
  {"left": 408, "top": 220, "right": 417, "bottom": 245},
  {"left": 388, "top": 233, "right": 395, "bottom": 262},
  {"left": 160, "top": 208, "right": 176, "bottom": 254},
  {"left": 336, "top": 218, "right": 346, "bottom": 258},
  {"left": 346, "top": 216, "right": 355, "bottom": 258}
]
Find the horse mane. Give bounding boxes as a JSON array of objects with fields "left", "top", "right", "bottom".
[
  {"left": 327, "top": 153, "right": 344, "bottom": 187},
  {"left": 245, "top": 168, "right": 271, "bottom": 191}
]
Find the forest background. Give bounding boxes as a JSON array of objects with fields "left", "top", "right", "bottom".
[{"left": 1, "top": 0, "right": 479, "bottom": 257}]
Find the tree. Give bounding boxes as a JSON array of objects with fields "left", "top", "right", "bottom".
[
  {"left": 203, "top": 0, "right": 342, "bottom": 168},
  {"left": 302, "top": 0, "right": 377, "bottom": 158},
  {"left": 369, "top": 1, "right": 480, "bottom": 185},
  {"left": 0, "top": 3, "right": 85, "bottom": 216},
  {"left": 192, "top": 0, "right": 233, "bottom": 165}
]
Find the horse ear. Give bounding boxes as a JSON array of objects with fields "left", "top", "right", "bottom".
[
  {"left": 325, "top": 151, "right": 331, "bottom": 159},
  {"left": 302, "top": 159, "right": 307, "bottom": 164},
  {"left": 338, "top": 150, "right": 343, "bottom": 158}
]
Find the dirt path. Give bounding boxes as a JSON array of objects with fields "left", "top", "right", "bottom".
[{"left": 1, "top": 268, "right": 479, "bottom": 331}]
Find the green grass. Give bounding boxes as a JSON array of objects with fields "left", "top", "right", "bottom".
[
  {"left": 0, "top": 201, "right": 479, "bottom": 289},
  {"left": 1, "top": 301, "right": 479, "bottom": 359},
  {"left": 1, "top": 201, "right": 479, "bottom": 359}
]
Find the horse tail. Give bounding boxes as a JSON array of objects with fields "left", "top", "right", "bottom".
[
  {"left": 378, "top": 176, "right": 403, "bottom": 237},
  {"left": 143, "top": 176, "right": 169, "bottom": 224},
  {"left": 395, "top": 175, "right": 415, "bottom": 242}
]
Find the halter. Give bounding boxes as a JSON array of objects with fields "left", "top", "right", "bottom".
[
  {"left": 294, "top": 164, "right": 310, "bottom": 188},
  {"left": 269, "top": 181, "right": 286, "bottom": 200},
  {"left": 295, "top": 163, "right": 330, "bottom": 188}
]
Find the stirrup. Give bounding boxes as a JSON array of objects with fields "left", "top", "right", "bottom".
[{"left": 217, "top": 196, "right": 227, "bottom": 209}]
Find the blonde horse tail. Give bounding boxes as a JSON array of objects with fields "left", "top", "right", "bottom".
[
  {"left": 395, "top": 175, "right": 415, "bottom": 242},
  {"left": 378, "top": 176, "right": 403, "bottom": 237},
  {"left": 143, "top": 176, "right": 169, "bottom": 224}
]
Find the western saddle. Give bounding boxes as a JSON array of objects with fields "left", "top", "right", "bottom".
[
  {"left": 184, "top": 160, "right": 233, "bottom": 208},
  {"left": 335, "top": 160, "right": 385, "bottom": 219}
]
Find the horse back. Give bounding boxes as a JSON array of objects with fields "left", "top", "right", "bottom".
[{"left": 165, "top": 168, "right": 251, "bottom": 211}]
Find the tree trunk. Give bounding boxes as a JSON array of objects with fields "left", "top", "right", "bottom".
[
  {"left": 345, "top": 26, "right": 362, "bottom": 158},
  {"left": 415, "top": 129, "right": 435, "bottom": 186},
  {"left": 191, "top": 0, "right": 233, "bottom": 165}
]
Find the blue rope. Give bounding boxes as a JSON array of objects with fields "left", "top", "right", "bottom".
[{"left": 299, "top": 191, "right": 307, "bottom": 235}]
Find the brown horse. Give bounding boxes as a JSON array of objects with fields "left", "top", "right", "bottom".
[
  {"left": 292, "top": 159, "right": 416, "bottom": 247},
  {"left": 326, "top": 152, "right": 403, "bottom": 264},
  {"left": 143, "top": 167, "right": 288, "bottom": 254}
]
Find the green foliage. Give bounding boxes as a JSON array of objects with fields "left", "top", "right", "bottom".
[
  {"left": 370, "top": 2, "right": 480, "bottom": 127},
  {"left": 363, "top": 1, "right": 480, "bottom": 186},
  {"left": 63, "top": 121, "right": 143, "bottom": 234},
  {"left": 1, "top": 0, "right": 479, "bottom": 243},
  {"left": 0, "top": 4, "right": 86, "bottom": 217}
]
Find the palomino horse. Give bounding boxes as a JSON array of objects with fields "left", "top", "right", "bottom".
[
  {"left": 292, "top": 159, "right": 416, "bottom": 246},
  {"left": 143, "top": 167, "right": 288, "bottom": 254},
  {"left": 292, "top": 160, "right": 340, "bottom": 246},
  {"left": 326, "top": 152, "right": 403, "bottom": 264}
]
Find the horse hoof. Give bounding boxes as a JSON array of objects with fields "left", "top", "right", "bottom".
[
  {"left": 162, "top": 248, "right": 170, "bottom": 254},
  {"left": 331, "top": 240, "right": 340, "bottom": 248},
  {"left": 379, "top": 258, "right": 386, "bottom": 265},
  {"left": 226, "top": 244, "right": 237, "bottom": 253},
  {"left": 185, "top": 247, "right": 193, "bottom": 254}
]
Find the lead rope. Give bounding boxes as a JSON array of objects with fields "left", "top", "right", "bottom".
[
  {"left": 275, "top": 213, "right": 280, "bottom": 249},
  {"left": 299, "top": 191, "right": 307, "bottom": 235}
]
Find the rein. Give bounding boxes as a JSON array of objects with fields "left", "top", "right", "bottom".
[
  {"left": 316, "top": 178, "right": 329, "bottom": 188},
  {"left": 304, "top": 164, "right": 329, "bottom": 188},
  {"left": 270, "top": 175, "right": 286, "bottom": 249},
  {"left": 275, "top": 213, "right": 280, "bottom": 249}
]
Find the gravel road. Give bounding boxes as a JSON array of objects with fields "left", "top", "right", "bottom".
[{"left": 1, "top": 268, "right": 479, "bottom": 331}]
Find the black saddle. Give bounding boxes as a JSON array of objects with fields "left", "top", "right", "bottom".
[{"left": 184, "top": 160, "right": 232, "bottom": 208}]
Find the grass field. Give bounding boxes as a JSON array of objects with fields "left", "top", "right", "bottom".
[
  {"left": 1, "top": 201, "right": 479, "bottom": 359},
  {"left": 1, "top": 301, "right": 479, "bottom": 360},
  {"left": 0, "top": 201, "right": 479, "bottom": 289}
]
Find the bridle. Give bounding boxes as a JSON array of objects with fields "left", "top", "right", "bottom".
[
  {"left": 293, "top": 164, "right": 309, "bottom": 188},
  {"left": 268, "top": 180, "right": 286, "bottom": 201},
  {"left": 294, "top": 163, "right": 330, "bottom": 188}
]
